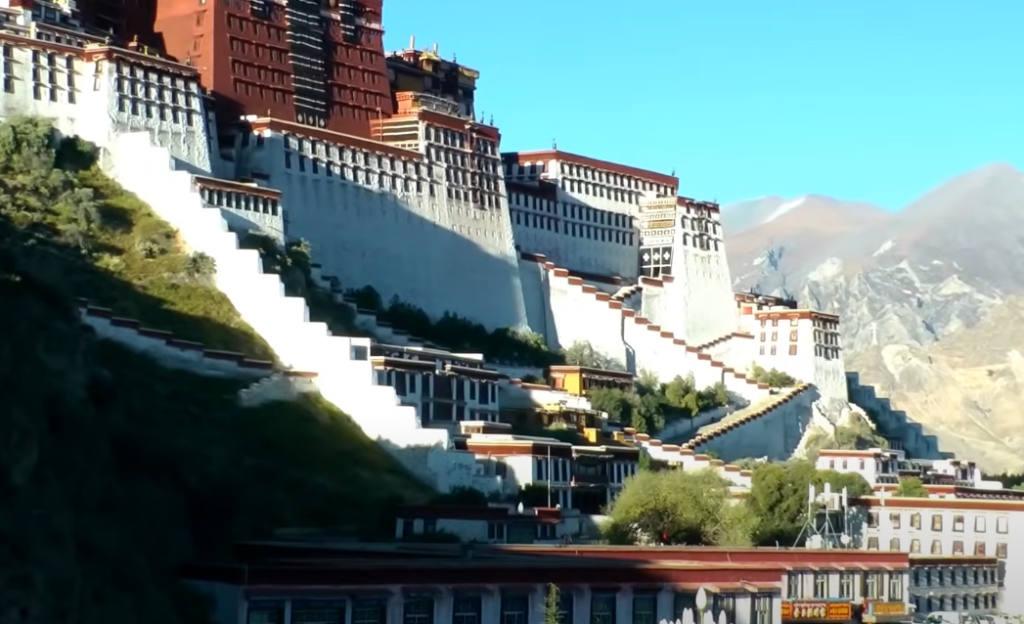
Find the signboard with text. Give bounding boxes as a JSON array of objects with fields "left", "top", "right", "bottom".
[
  {"left": 868, "top": 603, "right": 907, "bottom": 618},
  {"left": 781, "top": 602, "right": 853, "bottom": 621}
]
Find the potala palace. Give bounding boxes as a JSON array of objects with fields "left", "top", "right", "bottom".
[{"left": 1, "top": 0, "right": 1022, "bottom": 617}]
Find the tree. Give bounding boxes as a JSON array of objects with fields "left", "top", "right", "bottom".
[
  {"left": 895, "top": 477, "right": 930, "bottom": 498},
  {"left": 749, "top": 363, "right": 797, "bottom": 388},
  {"left": 604, "top": 468, "right": 755, "bottom": 546},
  {"left": 746, "top": 460, "right": 873, "bottom": 546},
  {"left": 544, "top": 584, "right": 561, "bottom": 624},
  {"left": 562, "top": 340, "right": 622, "bottom": 371}
]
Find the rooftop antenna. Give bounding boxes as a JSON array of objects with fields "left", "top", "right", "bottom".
[
  {"left": 794, "top": 484, "right": 851, "bottom": 549},
  {"left": 552, "top": 138, "right": 558, "bottom": 149},
  {"left": 489, "top": 115, "right": 493, "bottom": 126}
]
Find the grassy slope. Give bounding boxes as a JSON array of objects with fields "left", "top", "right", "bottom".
[{"left": 0, "top": 118, "right": 429, "bottom": 623}]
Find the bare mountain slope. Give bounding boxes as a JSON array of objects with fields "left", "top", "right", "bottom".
[{"left": 724, "top": 164, "right": 1024, "bottom": 472}]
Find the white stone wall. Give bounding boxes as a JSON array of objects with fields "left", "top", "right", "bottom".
[
  {"left": 0, "top": 41, "right": 212, "bottom": 173},
  {"left": 80, "top": 304, "right": 272, "bottom": 379},
  {"left": 752, "top": 317, "right": 817, "bottom": 383},
  {"left": 689, "top": 386, "right": 818, "bottom": 462},
  {"left": 669, "top": 236, "right": 737, "bottom": 346},
  {"left": 543, "top": 267, "right": 627, "bottom": 368},
  {"left": 103, "top": 131, "right": 498, "bottom": 493},
  {"left": 233, "top": 129, "right": 527, "bottom": 331}
]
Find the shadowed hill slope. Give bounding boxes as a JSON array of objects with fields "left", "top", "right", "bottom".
[{"left": 0, "top": 116, "right": 427, "bottom": 623}]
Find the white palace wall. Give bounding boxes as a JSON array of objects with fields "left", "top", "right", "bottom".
[
  {"left": 231, "top": 127, "right": 528, "bottom": 331},
  {"left": 104, "top": 131, "right": 502, "bottom": 494},
  {"left": 0, "top": 39, "right": 212, "bottom": 174}
]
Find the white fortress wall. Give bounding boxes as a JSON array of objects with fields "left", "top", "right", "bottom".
[
  {"left": 230, "top": 120, "right": 528, "bottom": 331},
  {"left": 700, "top": 334, "right": 755, "bottom": 372},
  {"left": 543, "top": 265, "right": 627, "bottom": 368},
  {"left": 814, "top": 354, "right": 848, "bottom": 401},
  {"left": 517, "top": 256, "right": 550, "bottom": 336},
  {"left": 506, "top": 182, "right": 639, "bottom": 280},
  {"left": 674, "top": 203, "right": 737, "bottom": 345},
  {"left": 0, "top": 37, "right": 212, "bottom": 173},
  {"left": 194, "top": 177, "right": 286, "bottom": 244},
  {"left": 691, "top": 385, "right": 818, "bottom": 462},
  {"left": 105, "top": 130, "right": 496, "bottom": 492}
]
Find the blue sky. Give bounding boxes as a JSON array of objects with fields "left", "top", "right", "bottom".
[{"left": 382, "top": 0, "right": 1023, "bottom": 209}]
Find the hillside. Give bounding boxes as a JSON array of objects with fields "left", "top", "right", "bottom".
[
  {"left": 723, "top": 163, "right": 1024, "bottom": 471},
  {"left": 0, "top": 117, "right": 428, "bottom": 622}
]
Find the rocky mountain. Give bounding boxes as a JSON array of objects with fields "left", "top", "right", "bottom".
[{"left": 724, "top": 164, "right": 1024, "bottom": 472}]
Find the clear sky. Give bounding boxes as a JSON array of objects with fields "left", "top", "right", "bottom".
[{"left": 381, "top": 0, "right": 1023, "bottom": 209}]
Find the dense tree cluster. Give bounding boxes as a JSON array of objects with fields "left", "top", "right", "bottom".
[
  {"left": 604, "top": 459, "right": 873, "bottom": 547},
  {"left": 588, "top": 370, "right": 730, "bottom": 434}
]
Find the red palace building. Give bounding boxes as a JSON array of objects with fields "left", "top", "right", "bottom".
[{"left": 151, "top": 0, "right": 394, "bottom": 137}]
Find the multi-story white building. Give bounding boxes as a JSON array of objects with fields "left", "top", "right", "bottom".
[
  {"left": 909, "top": 555, "right": 1002, "bottom": 615},
  {"left": 849, "top": 495, "right": 1020, "bottom": 614},
  {"left": 750, "top": 309, "right": 845, "bottom": 400}
]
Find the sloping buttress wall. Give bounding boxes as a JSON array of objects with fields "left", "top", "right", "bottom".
[
  {"left": 104, "top": 132, "right": 496, "bottom": 492},
  {"left": 519, "top": 254, "right": 771, "bottom": 403}
]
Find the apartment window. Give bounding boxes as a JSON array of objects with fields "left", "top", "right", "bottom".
[
  {"left": 487, "top": 523, "right": 506, "bottom": 541},
  {"left": 997, "top": 516, "right": 1009, "bottom": 534},
  {"left": 248, "top": 601, "right": 285, "bottom": 624},
  {"left": 590, "top": 593, "right": 616, "bottom": 624},
  {"left": 632, "top": 593, "right": 657, "bottom": 624},
  {"left": 890, "top": 538, "right": 901, "bottom": 552},
  {"left": 931, "top": 540, "right": 942, "bottom": 555},
  {"left": 292, "top": 600, "right": 344, "bottom": 624},
  {"left": 674, "top": 593, "right": 697, "bottom": 619},
  {"left": 500, "top": 594, "right": 529, "bottom": 624},
  {"left": 996, "top": 543, "right": 1008, "bottom": 559},
  {"left": 911, "top": 513, "right": 922, "bottom": 530},
  {"left": 787, "top": 573, "right": 802, "bottom": 599},
  {"left": 402, "top": 598, "right": 433, "bottom": 624},
  {"left": 931, "top": 514, "right": 943, "bottom": 531},
  {"left": 975, "top": 542, "right": 986, "bottom": 556},
  {"left": 888, "top": 573, "right": 903, "bottom": 601},
  {"left": 751, "top": 594, "right": 772, "bottom": 624},
  {"left": 910, "top": 539, "right": 921, "bottom": 554},
  {"left": 953, "top": 515, "right": 965, "bottom": 532},
  {"left": 890, "top": 512, "right": 902, "bottom": 529},
  {"left": 452, "top": 595, "right": 481, "bottom": 624},
  {"left": 557, "top": 592, "right": 574, "bottom": 624},
  {"left": 813, "top": 573, "right": 828, "bottom": 598},
  {"left": 869, "top": 511, "right": 879, "bottom": 528},
  {"left": 839, "top": 573, "right": 855, "bottom": 599},
  {"left": 352, "top": 598, "right": 387, "bottom": 624},
  {"left": 712, "top": 594, "right": 736, "bottom": 624},
  {"left": 953, "top": 540, "right": 964, "bottom": 555},
  {"left": 867, "top": 537, "right": 879, "bottom": 550},
  {"left": 975, "top": 516, "right": 987, "bottom": 533},
  {"left": 864, "top": 573, "right": 882, "bottom": 599}
]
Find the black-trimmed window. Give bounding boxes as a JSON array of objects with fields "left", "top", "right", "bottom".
[
  {"left": 712, "top": 593, "right": 736, "bottom": 624},
  {"left": 632, "top": 592, "right": 657, "bottom": 624},
  {"left": 352, "top": 598, "right": 387, "bottom": 624},
  {"left": 452, "top": 594, "right": 481, "bottom": 624},
  {"left": 402, "top": 597, "right": 433, "bottom": 624},
  {"left": 590, "top": 592, "right": 616, "bottom": 624},
  {"left": 500, "top": 594, "right": 529, "bottom": 624},
  {"left": 292, "top": 600, "right": 344, "bottom": 624},
  {"left": 247, "top": 601, "right": 285, "bottom": 624}
]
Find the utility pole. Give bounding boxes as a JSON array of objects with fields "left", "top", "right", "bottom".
[{"left": 547, "top": 444, "right": 553, "bottom": 508}]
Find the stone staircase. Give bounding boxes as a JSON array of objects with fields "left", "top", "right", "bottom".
[{"left": 103, "top": 131, "right": 495, "bottom": 492}]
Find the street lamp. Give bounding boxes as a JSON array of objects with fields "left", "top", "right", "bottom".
[{"left": 696, "top": 587, "right": 708, "bottom": 624}]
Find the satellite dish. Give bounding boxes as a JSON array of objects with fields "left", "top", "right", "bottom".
[{"left": 840, "top": 534, "right": 851, "bottom": 546}]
